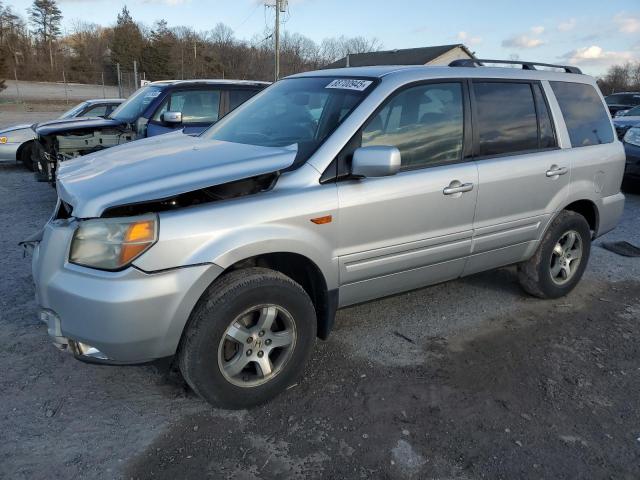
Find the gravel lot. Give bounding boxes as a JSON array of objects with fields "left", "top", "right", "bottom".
[{"left": 0, "top": 120, "right": 639, "bottom": 478}]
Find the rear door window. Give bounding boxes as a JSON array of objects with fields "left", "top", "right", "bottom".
[
  {"left": 473, "top": 82, "right": 538, "bottom": 156},
  {"left": 550, "top": 82, "right": 614, "bottom": 147}
]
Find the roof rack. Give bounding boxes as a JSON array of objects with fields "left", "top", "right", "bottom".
[{"left": 449, "top": 58, "right": 582, "bottom": 74}]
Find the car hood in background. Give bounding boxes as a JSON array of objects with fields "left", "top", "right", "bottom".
[
  {"left": 56, "top": 134, "right": 297, "bottom": 218},
  {"left": 613, "top": 117, "right": 640, "bottom": 128},
  {"left": 0, "top": 123, "right": 33, "bottom": 134},
  {"left": 35, "top": 117, "right": 126, "bottom": 136}
]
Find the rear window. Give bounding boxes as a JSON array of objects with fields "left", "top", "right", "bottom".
[
  {"left": 474, "top": 82, "right": 539, "bottom": 156},
  {"left": 551, "top": 82, "right": 614, "bottom": 147}
]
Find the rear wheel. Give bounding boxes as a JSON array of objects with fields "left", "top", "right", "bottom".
[
  {"left": 179, "top": 267, "right": 316, "bottom": 409},
  {"left": 518, "top": 210, "right": 591, "bottom": 299}
]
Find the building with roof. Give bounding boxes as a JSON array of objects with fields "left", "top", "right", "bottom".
[{"left": 323, "top": 44, "right": 475, "bottom": 69}]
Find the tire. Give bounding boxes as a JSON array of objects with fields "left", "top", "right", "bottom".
[
  {"left": 178, "top": 267, "right": 317, "bottom": 409},
  {"left": 518, "top": 210, "right": 591, "bottom": 299},
  {"left": 20, "top": 142, "right": 35, "bottom": 171}
]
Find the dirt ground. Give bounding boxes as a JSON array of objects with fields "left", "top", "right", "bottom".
[{"left": 0, "top": 122, "right": 639, "bottom": 478}]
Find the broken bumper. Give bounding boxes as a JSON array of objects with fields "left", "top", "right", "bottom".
[{"left": 31, "top": 220, "right": 224, "bottom": 364}]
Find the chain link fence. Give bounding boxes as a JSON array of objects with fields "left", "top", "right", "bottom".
[{"left": 1, "top": 63, "right": 144, "bottom": 106}]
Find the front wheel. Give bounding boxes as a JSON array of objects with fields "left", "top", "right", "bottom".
[
  {"left": 20, "top": 142, "right": 34, "bottom": 171},
  {"left": 178, "top": 267, "right": 317, "bottom": 409},
  {"left": 518, "top": 210, "right": 591, "bottom": 299}
]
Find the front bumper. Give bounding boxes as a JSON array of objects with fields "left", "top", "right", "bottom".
[
  {"left": 0, "top": 142, "right": 21, "bottom": 162},
  {"left": 32, "top": 219, "right": 223, "bottom": 363},
  {"left": 623, "top": 142, "right": 640, "bottom": 181}
]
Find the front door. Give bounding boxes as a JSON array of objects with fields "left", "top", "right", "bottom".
[{"left": 335, "top": 81, "right": 478, "bottom": 306}]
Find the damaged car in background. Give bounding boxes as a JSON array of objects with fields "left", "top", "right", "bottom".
[
  {"left": 33, "top": 79, "right": 269, "bottom": 182},
  {"left": 0, "top": 98, "right": 123, "bottom": 171}
]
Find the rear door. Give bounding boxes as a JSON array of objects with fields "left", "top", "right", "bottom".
[
  {"left": 465, "top": 80, "right": 569, "bottom": 275},
  {"left": 147, "top": 87, "right": 222, "bottom": 136},
  {"left": 336, "top": 81, "right": 479, "bottom": 306}
]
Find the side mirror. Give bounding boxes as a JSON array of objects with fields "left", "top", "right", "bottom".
[
  {"left": 351, "top": 145, "right": 401, "bottom": 178},
  {"left": 162, "top": 111, "right": 182, "bottom": 124}
]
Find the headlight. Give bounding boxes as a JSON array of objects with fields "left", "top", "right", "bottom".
[
  {"left": 69, "top": 214, "right": 157, "bottom": 270},
  {"left": 623, "top": 127, "right": 640, "bottom": 147}
]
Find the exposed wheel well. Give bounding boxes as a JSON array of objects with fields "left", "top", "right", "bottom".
[
  {"left": 226, "top": 253, "right": 336, "bottom": 339},
  {"left": 16, "top": 140, "right": 33, "bottom": 162},
  {"left": 563, "top": 200, "right": 598, "bottom": 235}
]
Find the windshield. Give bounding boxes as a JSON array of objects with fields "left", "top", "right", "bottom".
[
  {"left": 606, "top": 93, "right": 640, "bottom": 106},
  {"left": 203, "top": 77, "right": 375, "bottom": 161},
  {"left": 623, "top": 106, "right": 640, "bottom": 116},
  {"left": 110, "top": 86, "right": 163, "bottom": 122},
  {"left": 59, "top": 102, "right": 88, "bottom": 119}
]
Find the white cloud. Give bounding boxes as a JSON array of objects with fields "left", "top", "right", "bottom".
[
  {"left": 502, "top": 34, "right": 545, "bottom": 49},
  {"left": 614, "top": 13, "right": 640, "bottom": 34},
  {"left": 531, "top": 25, "right": 545, "bottom": 35},
  {"left": 457, "top": 31, "right": 482, "bottom": 47},
  {"left": 561, "top": 45, "right": 638, "bottom": 71},
  {"left": 557, "top": 18, "right": 576, "bottom": 32}
]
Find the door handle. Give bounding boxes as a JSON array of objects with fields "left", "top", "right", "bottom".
[
  {"left": 546, "top": 166, "right": 568, "bottom": 177},
  {"left": 443, "top": 182, "right": 474, "bottom": 195}
]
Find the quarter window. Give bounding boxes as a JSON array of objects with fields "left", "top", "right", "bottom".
[
  {"left": 361, "top": 82, "right": 464, "bottom": 170},
  {"left": 474, "top": 82, "right": 538, "bottom": 156},
  {"left": 550, "top": 81, "right": 614, "bottom": 147}
]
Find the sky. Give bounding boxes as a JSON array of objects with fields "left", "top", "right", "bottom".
[{"left": 6, "top": 0, "right": 640, "bottom": 76}]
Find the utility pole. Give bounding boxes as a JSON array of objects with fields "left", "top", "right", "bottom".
[{"left": 267, "top": 0, "right": 286, "bottom": 81}]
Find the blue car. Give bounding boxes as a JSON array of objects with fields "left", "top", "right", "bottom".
[{"left": 35, "top": 79, "right": 269, "bottom": 182}]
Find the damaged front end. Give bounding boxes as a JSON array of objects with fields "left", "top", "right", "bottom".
[{"left": 34, "top": 120, "right": 137, "bottom": 184}]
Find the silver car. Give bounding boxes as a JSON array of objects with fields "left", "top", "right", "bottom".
[
  {"left": 29, "top": 60, "right": 625, "bottom": 408},
  {"left": 0, "top": 99, "right": 124, "bottom": 170}
]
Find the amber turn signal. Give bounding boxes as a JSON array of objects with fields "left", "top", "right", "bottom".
[{"left": 310, "top": 215, "right": 332, "bottom": 225}]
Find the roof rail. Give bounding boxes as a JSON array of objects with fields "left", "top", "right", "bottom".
[{"left": 449, "top": 58, "right": 582, "bottom": 74}]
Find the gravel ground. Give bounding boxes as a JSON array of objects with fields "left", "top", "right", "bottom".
[{"left": 1, "top": 144, "right": 639, "bottom": 478}]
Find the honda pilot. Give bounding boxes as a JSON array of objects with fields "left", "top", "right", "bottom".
[{"left": 29, "top": 60, "right": 625, "bottom": 408}]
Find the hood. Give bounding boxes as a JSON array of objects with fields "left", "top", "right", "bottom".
[
  {"left": 613, "top": 117, "right": 640, "bottom": 128},
  {"left": 0, "top": 123, "right": 34, "bottom": 134},
  {"left": 56, "top": 134, "right": 297, "bottom": 218},
  {"left": 35, "top": 117, "right": 126, "bottom": 136}
]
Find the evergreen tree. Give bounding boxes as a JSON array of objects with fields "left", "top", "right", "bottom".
[
  {"left": 110, "top": 6, "right": 144, "bottom": 73},
  {"left": 28, "top": 0, "right": 61, "bottom": 72}
]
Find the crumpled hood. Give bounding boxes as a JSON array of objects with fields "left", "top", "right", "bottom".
[
  {"left": 56, "top": 133, "right": 297, "bottom": 218},
  {"left": 35, "top": 117, "right": 126, "bottom": 136}
]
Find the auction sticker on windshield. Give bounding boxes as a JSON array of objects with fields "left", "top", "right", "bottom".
[{"left": 325, "top": 79, "right": 373, "bottom": 91}]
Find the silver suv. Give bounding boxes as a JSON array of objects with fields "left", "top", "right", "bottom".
[{"left": 30, "top": 60, "right": 625, "bottom": 408}]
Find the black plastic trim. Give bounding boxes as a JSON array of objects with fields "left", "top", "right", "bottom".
[{"left": 450, "top": 58, "right": 582, "bottom": 74}]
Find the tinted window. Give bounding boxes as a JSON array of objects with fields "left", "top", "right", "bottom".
[
  {"left": 229, "top": 89, "right": 257, "bottom": 112},
  {"left": 623, "top": 105, "right": 640, "bottom": 116},
  {"left": 81, "top": 105, "right": 107, "bottom": 117},
  {"left": 551, "top": 82, "right": 614, "bottom": 147},
  {"left": 361, "top": 83, "right": 464, "bottom": 169},
  {"left": 153, "top": 89, "right": 221, "bottom": 124},
  {"left": 474, "top": 82, "right": 538, "bottom": 156},
  {"left": 605, "top": 93, "right": 640, "bottom": 106},
  {"left": 533, "top": 84, "right": 557, "bottom": 149}
]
